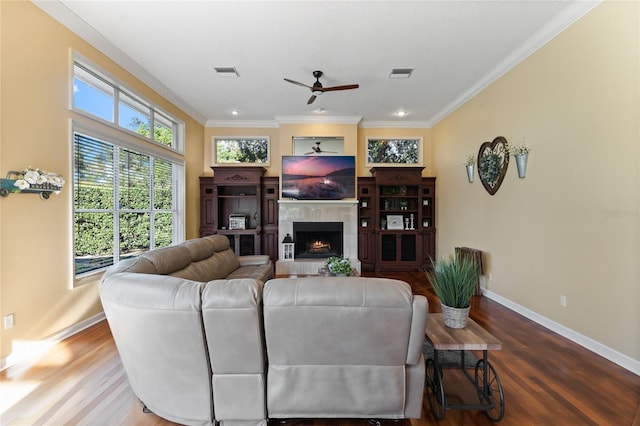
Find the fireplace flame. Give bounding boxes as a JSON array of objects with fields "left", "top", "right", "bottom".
[{"left": 306, "top": 240, "right": 332, "bottom": 253}]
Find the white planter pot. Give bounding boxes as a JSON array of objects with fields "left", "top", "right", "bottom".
[{"left": 441, "top": 304, "right": 471, "bottom": 328}]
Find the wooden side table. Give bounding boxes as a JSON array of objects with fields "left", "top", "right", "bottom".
[{"left": 424, "top": 313, "right": 505, "bottom": 421}]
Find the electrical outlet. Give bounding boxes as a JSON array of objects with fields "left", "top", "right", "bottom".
[
  {"left": 560, "top": 295, "right": 567, "bottom": 307},
  {"left": 4, "top": 313, "right": 14, "bottom": 329}
]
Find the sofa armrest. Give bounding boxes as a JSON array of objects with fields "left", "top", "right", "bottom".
[
  {"left": 238, "top": 255, "right": 271, "bottom": 266},
  {"left": 407, "top": 295, "right": 428, "bottom": 365}
]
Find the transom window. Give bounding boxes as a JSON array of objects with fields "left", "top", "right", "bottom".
[{"left": 73, "top": 62, "right": 180, "bottom": 151}]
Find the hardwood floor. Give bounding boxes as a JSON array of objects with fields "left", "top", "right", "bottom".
[{"left": 1, "top": 271, "right": 638, "bottom": 425}]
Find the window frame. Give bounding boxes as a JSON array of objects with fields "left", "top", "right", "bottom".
[
  {"left": 71, "top": 57, "right": 185, "bottom": 285},
  {"left": 211, "top": 136, "right": 271, "bottom": 166},
  {"left": 365, "top": 137, "right": 423, "bottom": 167},
  {"left": 72, "top": 58, "right": 184, "bottom": 154}
]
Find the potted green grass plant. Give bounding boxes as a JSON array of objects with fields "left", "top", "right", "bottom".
[{"left": 425, "top": 253, "right": 479, "bottom": 328}]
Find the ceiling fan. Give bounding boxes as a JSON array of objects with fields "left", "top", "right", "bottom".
[
  {"left": 284, "top": 70, "right": 359, "bottom": 105},
  {"left": 305, "top": 141, "right": 337, "bottom": 155}
]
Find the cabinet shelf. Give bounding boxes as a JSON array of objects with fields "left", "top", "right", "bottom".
[
  {"left": 358, "top": 168, "right": 436, "bottom": 272},
  {"left": 200, "top": 167, "right": 276, "bottom": 259}
]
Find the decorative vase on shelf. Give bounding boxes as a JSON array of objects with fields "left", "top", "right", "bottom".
[
  {"left": 466, "top": 164, "right": 475, "bottom": 183},
  {"left": 515, "top": 154, "right": 528, "bottom": 178}
]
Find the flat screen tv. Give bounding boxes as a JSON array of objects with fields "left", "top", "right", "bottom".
[{"left": 281, "top": 156, "right": 356, "bottom": 200}]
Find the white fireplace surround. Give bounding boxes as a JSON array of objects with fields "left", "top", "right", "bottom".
[{"left": 275, "top": 200, "right": 361, "bottom": 276}]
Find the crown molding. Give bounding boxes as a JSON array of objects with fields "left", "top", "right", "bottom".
[
  {"left": 205, "top": 120, "right": 279, "bottom": 128},
  {"left": 33, "top": 0, "right": 208, "bottom": 126},
  {"left": 429, "top": 0, "right": 603, "bottom": 125},
  {"left": 274, "top": 115, "right": 363, "bottom": 125},
  {"left": 359, "top": 120, "right": 432, "bottom": 129}
]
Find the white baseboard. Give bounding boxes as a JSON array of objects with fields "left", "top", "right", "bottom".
[
  {"left": 0, "top": 312, "right": 106, "bottom": 372},
  {"left": 483, "top": 289, "right": 640, "bottom": 376}
]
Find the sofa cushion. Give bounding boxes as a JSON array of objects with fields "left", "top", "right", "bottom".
[
  {"left": 226, "top": 263, "right": 273, "bottom": 283},
  {"left": 263, "top": 277, "right": 413, "bottom": 366},
  {"left": 99, "top": 272, "right": 213, "bottom": 424},
  {"left": 263, "top": 277, "right": 421, "bottom": 419}
]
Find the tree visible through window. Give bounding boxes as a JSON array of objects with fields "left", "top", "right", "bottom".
[
  {"left": 213, "top": 137, "right": 269, "bottom": 165},
  {"left": 366, "top": 138, "right": 421, "bottom": 165}
]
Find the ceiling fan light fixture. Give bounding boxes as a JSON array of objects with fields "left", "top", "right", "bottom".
[
  {"left": 314, "top": 108, "right": 325, "bottom": 113},
  {"left": 395, "top": 110, "right": 408, "bottom": 117},
  {"left": 389, "top": 68, "right": 414, "bottom": 79},
  {"left": 231, "top": 109, "right": 240, "bottom": 115}
]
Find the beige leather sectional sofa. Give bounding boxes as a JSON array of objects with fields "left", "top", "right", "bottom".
[{"left": 99, "top": 235, "right": 428, "bottom": 426}]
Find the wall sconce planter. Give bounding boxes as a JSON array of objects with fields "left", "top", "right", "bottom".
[
  {"left": 466, "top": 165, "right": 475, "bottom": 183},
  {"left": 0, "top": 169, "right": 65, "bottom": 200},
  {"left": 464, "top": 155, "right": 475, "bottom": 183},
  {"left": 478, "top": 136, "right": 509, "bottom": 195},
  {"left": 514, "top": 154, "right": 528, "bottom": 178},
  {"left": 509, "top": 143, "right": 530, "bottom": 179}
]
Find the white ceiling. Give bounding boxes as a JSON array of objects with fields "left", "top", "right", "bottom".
[{"left": 35, "top": 0, "right": 600, "bottom": 127}]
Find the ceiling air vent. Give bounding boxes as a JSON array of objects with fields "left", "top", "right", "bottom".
[
  {"left": 214, "top": 67, "right": 240, "bottom": 77},
  {"left": 389, "top": 68, "right": 414, "bottom": 79}
]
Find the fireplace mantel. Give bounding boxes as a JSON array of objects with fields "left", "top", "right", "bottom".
[{"left": 278, "top": 200, "right": 358, "bottom": 206}]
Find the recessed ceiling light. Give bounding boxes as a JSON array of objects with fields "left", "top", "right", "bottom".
[
  {"left": 214, "top": 67, "right": 240, "bottom": 77},
  {"left": 389, "top": 68, "right": 414, "bottom": 79},
  {"left": 231, "top": 110, "right": 240, "bottom": 116},
  {"left": 395, "top": 110, "right": 408, "bottom": 117}
]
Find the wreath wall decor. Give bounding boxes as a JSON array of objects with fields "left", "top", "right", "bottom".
[{"left": 478, "top": 136, "right": 509, "bottom": 195}]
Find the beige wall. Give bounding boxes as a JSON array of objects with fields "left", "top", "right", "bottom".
[
  {"left": 432, "top": 1, "right": 639, "bottom": 360},
  {"left": 0, "top": 2, "right": 204, "bottom": 358}
]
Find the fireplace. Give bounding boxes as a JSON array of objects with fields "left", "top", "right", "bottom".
[
  {"left": 275, "top": 199, "right": 360, "bottom": 276},
  {"left": 293, "top": 222, "right": 343, "bottom": 259}
]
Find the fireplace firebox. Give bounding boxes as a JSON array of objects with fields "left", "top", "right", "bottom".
[{"left": 293, "top": 222, "right": 343, "bottom": 259}]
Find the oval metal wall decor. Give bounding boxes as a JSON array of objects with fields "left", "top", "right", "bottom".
[{"left": 477, "top": 136, "right": 509, "bottom": 195}]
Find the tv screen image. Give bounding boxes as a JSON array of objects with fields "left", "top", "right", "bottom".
[{"left": 281, "top": 156, "right": 356, "bottom": 200}]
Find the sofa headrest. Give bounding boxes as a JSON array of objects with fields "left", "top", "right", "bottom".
[
  {"left": 140, "top": 245, "right": 192, "bottom": 275},
  {"left": 182, "top": 237, "right": 216, "bottom": 262},
  {"left": 264, "top": 277, "right": 413, "bottom": 308},
  {"left": 204, "top": 235, "right": 231, "bottom": 252},
  {"left": 101, "top": 256, "right": 157, "bottom": 279}
]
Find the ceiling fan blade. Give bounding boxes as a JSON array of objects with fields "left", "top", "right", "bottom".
[
  {"left": 307, "top": 95, "right": 317, "bottom": 105},
  {"left": 284, "top": 78, "right": 312, "bottom": 89},
  {"left": 320, "top": 84, "right": 359, "bottom": 92},
  {"left": 304, "top": 151, "right": 315, "bottom": 155}
]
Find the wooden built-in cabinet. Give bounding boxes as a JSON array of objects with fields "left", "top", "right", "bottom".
[
  {"left": 200, "top": 167, "right": 279, "bottom": 261},
  {"left": 261, "top": 176, "right": 280, "bottom": 262},
  {"left": 358, "top": 168, "right": 436, "bottom": 272}
]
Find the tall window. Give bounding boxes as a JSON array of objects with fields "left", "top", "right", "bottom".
[
  {"left": 73, "top": 133, "right": 183, "bottom": 275},
  {"left": 72, "top": 60, "right": 184, "bottom": 277}
]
